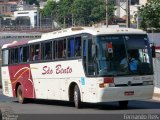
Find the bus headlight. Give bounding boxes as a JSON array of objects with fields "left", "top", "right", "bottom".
[
  {"left": 143, "top": 81, "right": 153, "bottom": 85},
  {"left": 109, "top": 83, "right": 115, "bottom": 87}
]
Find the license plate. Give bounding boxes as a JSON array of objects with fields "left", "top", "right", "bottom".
[{"left": 124, "top": 91, "right": 134, "bottom": 96}]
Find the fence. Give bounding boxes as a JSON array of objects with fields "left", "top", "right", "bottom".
[{"left": 0, "top": 26, "right": 59, "bottom": 33}]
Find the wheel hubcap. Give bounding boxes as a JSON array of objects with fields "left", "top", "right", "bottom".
[
  {"left": 74, "top": 91, "right": 78, "bottom": 103},
  {"left": 18, "top": 90, "right": 22, "bottom": 101}
]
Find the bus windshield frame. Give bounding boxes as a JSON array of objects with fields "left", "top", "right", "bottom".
[{"left": 94, "top": 34, "right": 153, "bottom": 77}]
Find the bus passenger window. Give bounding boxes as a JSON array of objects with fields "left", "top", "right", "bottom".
[
  {"left": 14, "top": 48, "right": 19, "bottom": 63},
  {"left": 9, "top": 48, "right": 19, "bottom": 64},
  {"left": 9, "top": 49, "right": 14, "bottom": 64},
  {"left": 62, "top": 39, "right": 66, "bottom": 58},
  {"left": 45, "top": 51, "right": 52, "bottom": 60},
  {"left": 83, "top": 40, "right": 87, "bottom": 73},
  {"left": 19, "top": 47, "right": 23, "bottom": 63},
  {"left": 58, "top": 39, "right": 66, "bottom": 59},
  {"left": 68, "top": 37, "right": 75, "bottom": 58},
  {"left": 31, "top": 44, "right": 40, "bottom": 61},
  {"left": 23, "top": 46, "right": 29, "bottom": 62},
  {"left": 42, "top": 42, "right": 52, "bottom": 60},
  {"left": 87, "top": 39, "right": 95, "bottom": 75},
  {"left": 2, "top": 50, "right": 9, "bottom": 65},
  {"left": 53, "top": 41, "right": 57, "bottom": 59},
  {"left": 75, "top": 37, "right": 81, "bottom": 57}
]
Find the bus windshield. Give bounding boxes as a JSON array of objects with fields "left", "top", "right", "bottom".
[{"left": 96, "top": 35, "right": 153, "bottom": 76}]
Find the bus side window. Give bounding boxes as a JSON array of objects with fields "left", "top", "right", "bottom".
[
  {"left": 42, "top": 41, "right": 52, "bottom": 60},
  {"left": 30, "top": 45, "right": 34, "bottom": 61},
  {"left": 61, "top": 39, "right": 66, "bottom": 58},
  {"left": 62, "top": 39, "right": 66, "bottom": 58},
  {"left": 23, "top": 46, "right": 29, "bottom": 62},
  {"left": 2, "top": 49, "right": 9, "bottom": 65},
  {"left": 35, "top": 45, "right": 40, "bottom": 61},
  {"left": 58, "top": 40, "right": 62, "bottom": 58},
  {"left": 9, "top": 48, "right": 19, "bottom": 64},
  {"left": 30, "top": 44, "right": 40, "bottom": 61},
  {"left": 14, "top": 48, "right": 19, "bottom": 63},
  {"left": 41, "top": 43, "right": 44, "bottom": 60},
  {"left": 9, "top": 49, "right": 14, "bottom": 64},
  {"left": 68, "top": 37, "right": 75, "bottom": 58},
  {"left": 87, "top": 39, "right": 95, "bottom": 75},
  {"left": 83, "top": 40, "right": 87, "bottom": 73},
  {"left": 19, "top": 47, "right": 23, "bottom": 63},
  {"left": 75, "top": 37, "right": 81, "bottom": 57},
  {"left": 47, "top": 42, "right": 52, "bottom": 60},
  {"left": 53, "top": 41, "right": 57, "bottom": 59},
  {"left": 58, "top": 40, "right": 66, "bottom": 59}
]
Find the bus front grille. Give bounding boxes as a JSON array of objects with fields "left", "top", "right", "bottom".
[{"left": 115, "top": 83, "right": 143, "bottom": 87}]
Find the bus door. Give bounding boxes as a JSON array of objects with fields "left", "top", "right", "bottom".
[
  {"left": 82, "top": 36, "right": 97, "bottom": 76},
  {"left": 82, "top": 35, "right": 97, "bottom": 101}
]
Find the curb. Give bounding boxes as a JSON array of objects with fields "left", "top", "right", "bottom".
[
  {"left": 152, "top": 87, "right": 160, "bottom": 101},
  {"left": 153, "top": 93, "right": 160, "bottom": 101}
]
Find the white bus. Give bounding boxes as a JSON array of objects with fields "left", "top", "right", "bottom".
[{"left": 1, "top": 27, "right": 154, "bottom": 108}]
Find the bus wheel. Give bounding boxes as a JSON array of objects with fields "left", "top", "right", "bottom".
[
  {"left": 17, "top": 85, "right": 26, "bottom": 104},
  {"left": 119, "top": 101, "right": 128, "bottom": 109},
  {"left": 74, "top": 85, "right": 82, "bottom": 108}
]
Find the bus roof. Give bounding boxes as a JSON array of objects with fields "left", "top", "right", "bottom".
[{"left": 2, "top": 27, "right": 146, "bottom": 49}]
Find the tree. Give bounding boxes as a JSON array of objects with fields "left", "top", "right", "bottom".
[
  {"left": 41, "top": 0, "right": 57, "bottom": 17},
  {"left": 138, "top": 0, "right": 160, "bottom": 31},
  {"left": 90, "top": 1, "right": 115, "bottom": 24},
  {"left": 41, "top": 0, "right": 116, "bottom": 28},
  {"left": 71, "top": 0, "right": 115, "bottom": 26},
  {"left": 57, "top": 0, "right": 74, "bottom": 28},
  {"left": 71, "top": 0, "right": 94, "bottom": 26}
]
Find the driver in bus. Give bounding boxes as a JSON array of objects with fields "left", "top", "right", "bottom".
[{"left": 120, "top": 51, "right": 139, "bottom": 73}]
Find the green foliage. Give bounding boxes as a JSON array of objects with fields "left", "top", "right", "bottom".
[
  {"left": 41, "top": 0, "right": 57, "bottom": 17},
  {"left": 41, "top": 0, "right": 115, "bottom": 27},
  {"left": 72, "top": 0, "right": 95, "bottom": 25},
  {"left": 138, "top": 0, "right": 160, "bottom": 31},
  {"left": 57, "top": 0, "right": 74, "bottom": 27}
]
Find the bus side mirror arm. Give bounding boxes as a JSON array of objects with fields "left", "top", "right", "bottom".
[
  {"left": 92, "top": 44, "right": 97, "bottom": 62},
  {"left": 151, "top": 45, "right": 156, "bottom": 58},
  {"left": 91, "top": 44, "right": 98, "bottom": 64}
]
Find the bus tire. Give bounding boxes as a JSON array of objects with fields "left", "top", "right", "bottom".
[
  {"left": 119, "top": 101, "right": 128, "bottom": 109},
  {"left": 17, "top": 85, "right": 26, "bottom": 104},
  {"left": 74, "top": 85, "right": 82, "bottom": 109}
]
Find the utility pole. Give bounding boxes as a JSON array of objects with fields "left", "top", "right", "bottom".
[
  {"left": 116, "top": 0, "right": 120, "bottom": 17},
  {"left": 72, "top": 13, "right": 74, "bottom": 27},
  {"left": 106, "top": 0, "right": 108, "bottom": 27},
  {"left": 36, "top": 6, "right": 40, "bottom": 29},
  {"left": 126, "top": 0, "right": 130, "bottom": 28}
]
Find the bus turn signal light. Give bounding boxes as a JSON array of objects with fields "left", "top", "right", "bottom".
[
  {"left": 99, "top": 77, "right": 114, "bottom": 88},
  {"left": 104, "top": 77, "right": 114, "bottom": 83}
]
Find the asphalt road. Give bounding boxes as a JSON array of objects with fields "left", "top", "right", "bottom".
[{"left": 0, "top": 89, "right": 160, "bottom": 120}]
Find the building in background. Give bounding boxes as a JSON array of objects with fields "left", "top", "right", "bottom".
[
  {"left": 14, "top": 10, "right": 38, "bottom": 28},
  {"left": 0, "top": 1, "right": 17, "bottom": 16},
  {"left": 115, "top": 0, "right": 147, "bottom": 18},
  {"left": 0, "top": 0, "right": 47, "bottom": 28},
  {"left": 139, "top": 0, "right": 147, "bottom": 5}
]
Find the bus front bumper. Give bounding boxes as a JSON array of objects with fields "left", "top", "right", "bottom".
[{"left": 97, "top": 85, "right": 154, "bottom": 103}]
